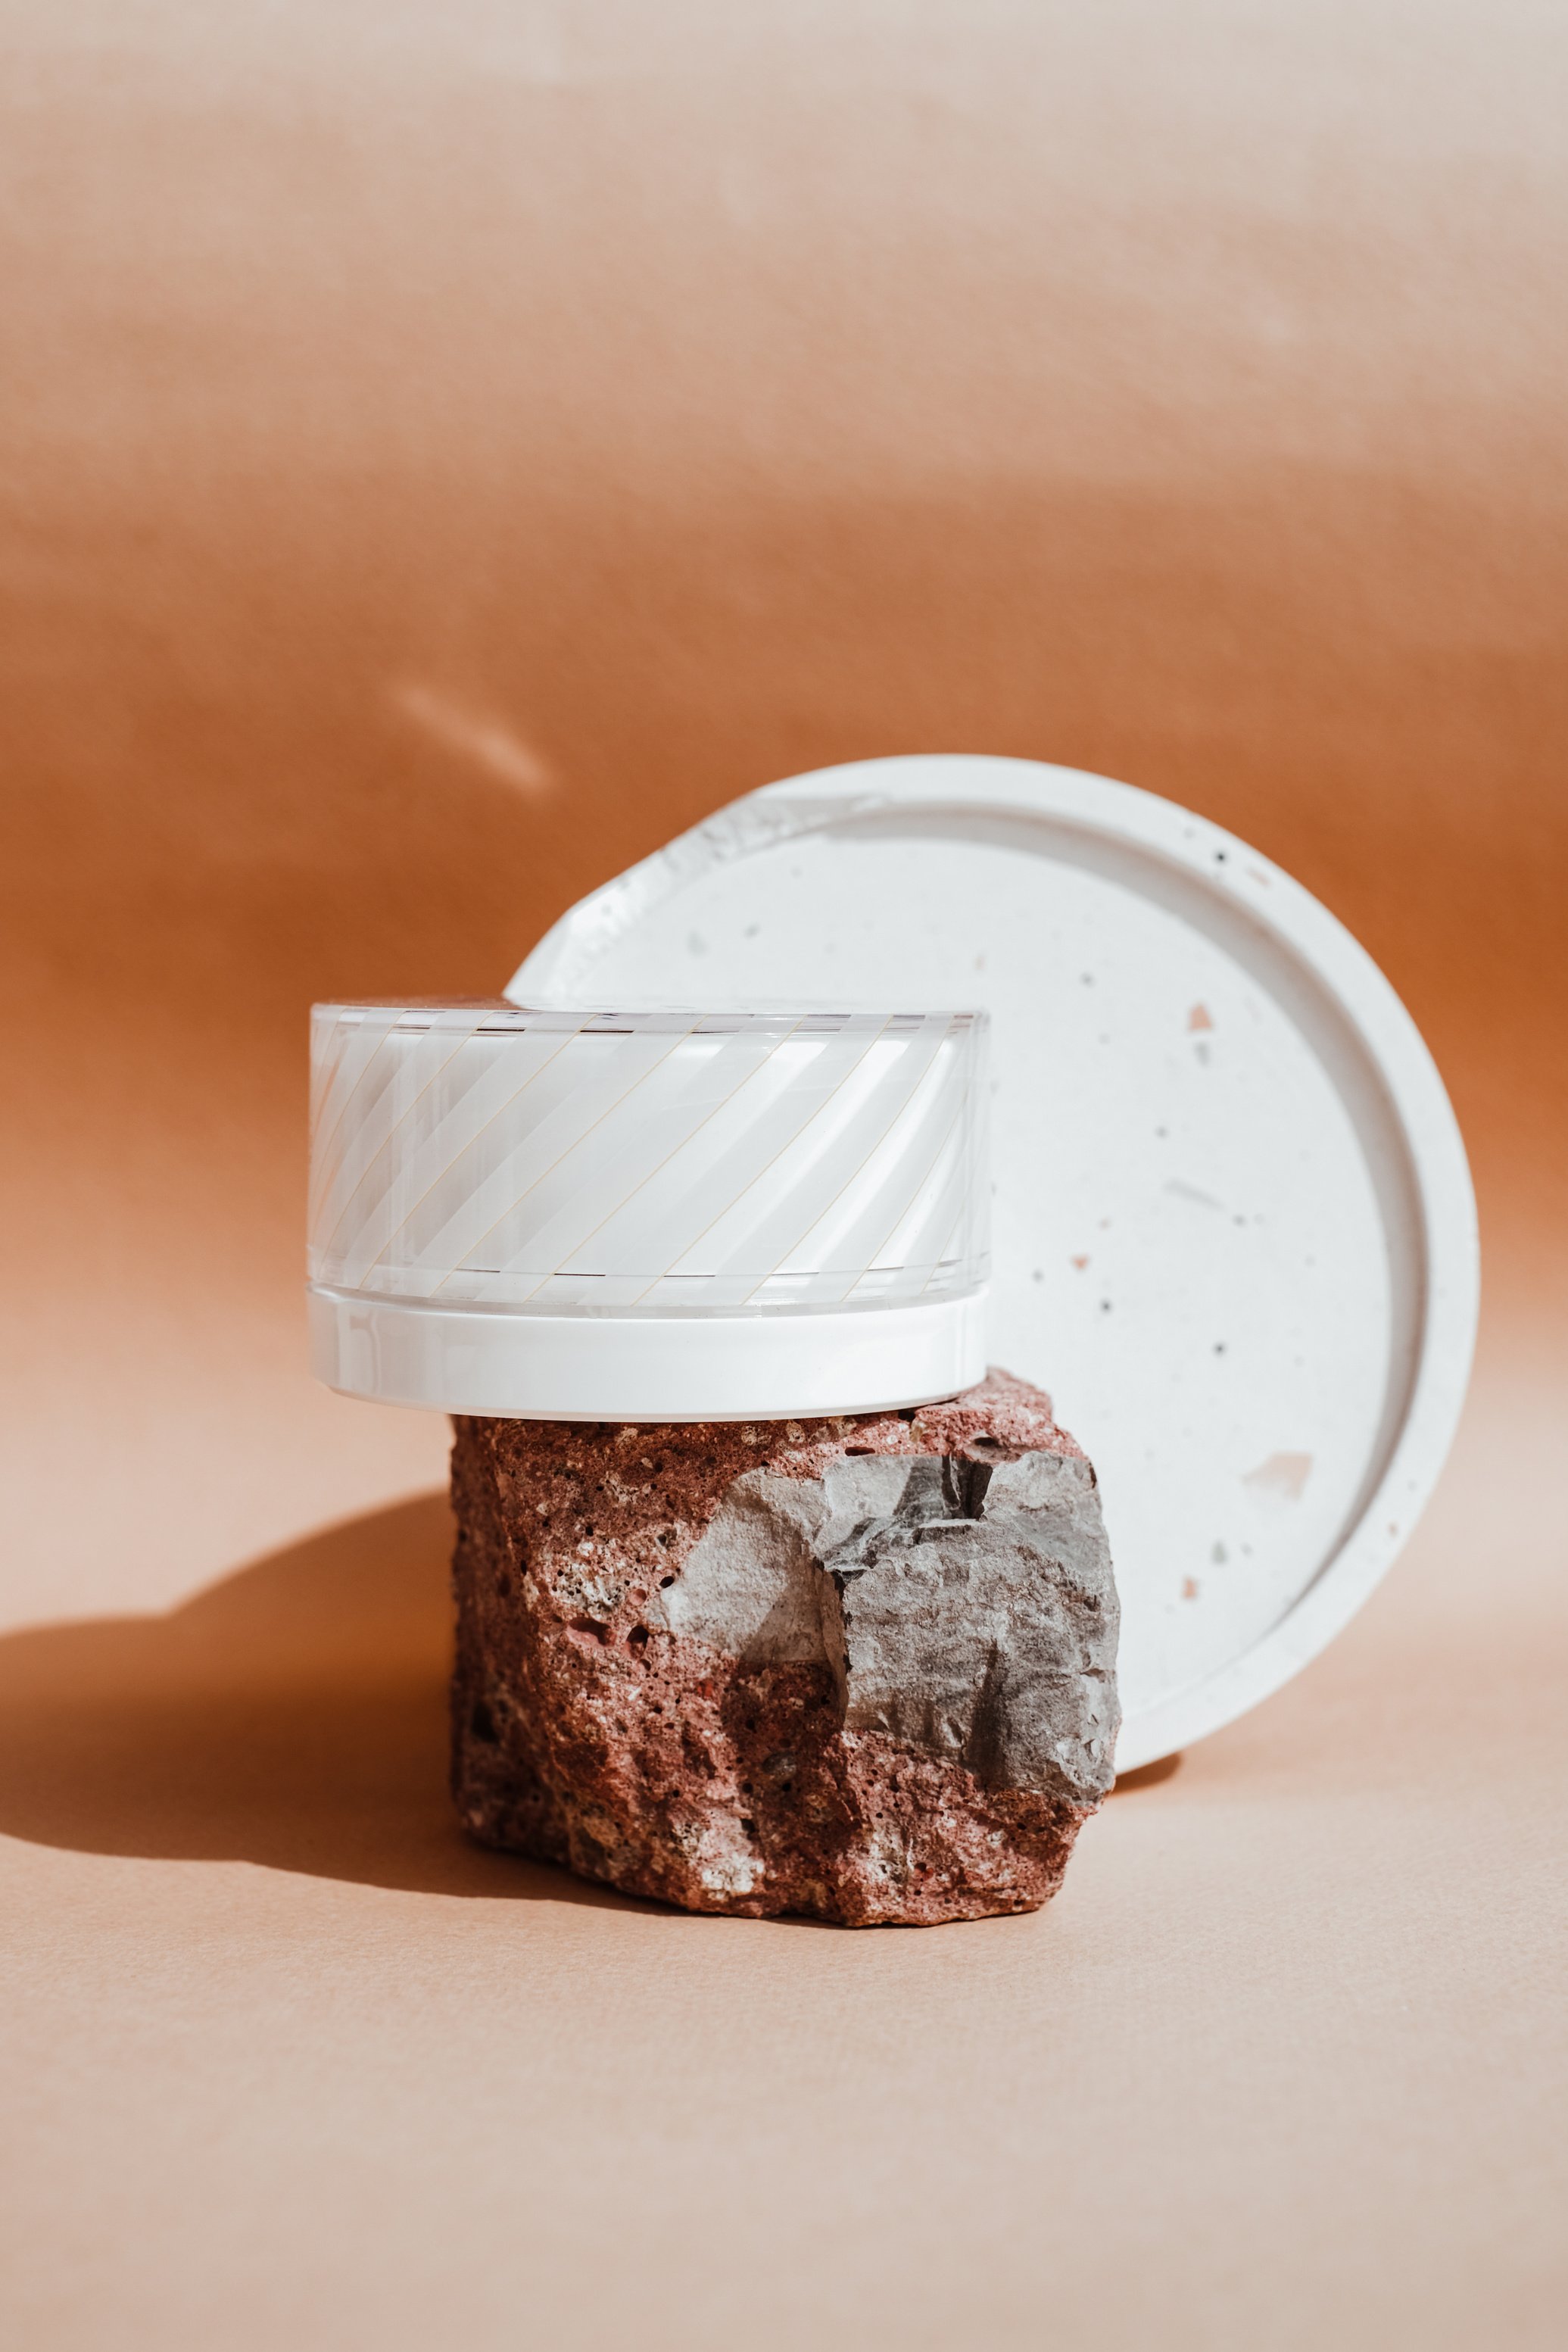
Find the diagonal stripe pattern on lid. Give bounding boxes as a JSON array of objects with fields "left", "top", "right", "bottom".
[{"left": 307, "top": 1002, "right": 990, "bottom": 1318}]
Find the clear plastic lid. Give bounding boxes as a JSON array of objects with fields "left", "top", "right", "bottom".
[{"left": 307, "top": 1002, "right": 990, "bottom": 1318}]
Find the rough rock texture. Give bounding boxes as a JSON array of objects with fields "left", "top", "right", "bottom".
[{"left": 449, "top": 1370, "right": 1119, "bottom": 1926}]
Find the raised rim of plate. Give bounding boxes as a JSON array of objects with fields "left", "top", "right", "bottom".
[{"left": 510, "top": 754, "right": 1480, "bottom": 1766}]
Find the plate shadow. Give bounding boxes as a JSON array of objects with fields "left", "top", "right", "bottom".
[{"left": 1111, "top": 1752, "right": 1183, "bottom": 1794}]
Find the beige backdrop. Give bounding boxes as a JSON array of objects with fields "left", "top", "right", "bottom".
[{"left": 2, "top": 5, "right": 1564, "bottom": 2347}]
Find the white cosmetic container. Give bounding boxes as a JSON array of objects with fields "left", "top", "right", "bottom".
[{"left": 307, "top": 1002, "right": 990, "bottom": 1421}]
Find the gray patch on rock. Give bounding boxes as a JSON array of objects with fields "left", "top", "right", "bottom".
[
  {"left": 647, "top": 1449, "right": 1119, "bottom": 1801},
  {"left": 649, "top": 1474, "right": 829, "bottom": 1664},
  {"left": 650, "top": 1455, "right": 927, "bottom": 1662}
]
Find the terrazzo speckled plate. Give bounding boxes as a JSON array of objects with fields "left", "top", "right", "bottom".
[{"left": 509, "top": 756, "right": 1479, "bottom": 1768}]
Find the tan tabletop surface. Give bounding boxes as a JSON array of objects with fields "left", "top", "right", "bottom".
[
  {"left": 3, "top": 1347, "right": 1565, "bottom": 2351},
  {"left": 3, "top": 5, "right": 1564, "bottom": 2344}
]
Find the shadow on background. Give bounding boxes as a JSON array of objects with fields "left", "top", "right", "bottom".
[
  {"left": 0, "top": 1495, "right": 631, "bottom": 1907},
  {"left": 0, "top": 1487, "right": 1180, "bottom": 1898}
]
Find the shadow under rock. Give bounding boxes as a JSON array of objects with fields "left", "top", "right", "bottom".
[{"left": 0, "top": 1493, "right": 643, "bottom": 1907}]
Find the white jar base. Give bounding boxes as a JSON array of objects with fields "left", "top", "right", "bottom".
[{"left": 307, "top": 1284, "right": 990, "bottom": 1423}]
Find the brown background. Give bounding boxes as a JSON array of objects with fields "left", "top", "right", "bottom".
[{"left": 2, "top": 5, "right": 1563, "bottom": 2346}]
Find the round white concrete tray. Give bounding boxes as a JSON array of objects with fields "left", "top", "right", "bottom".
[{"left": 510, "top": 755, "right": 1479, "bottom": 1768}]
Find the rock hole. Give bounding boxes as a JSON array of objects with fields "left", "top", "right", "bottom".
[{"left": 469, "top": 1700, "right": 499, "bottom": 1745}]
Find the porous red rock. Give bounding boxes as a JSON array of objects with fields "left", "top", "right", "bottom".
[{"left": 450, "top": 1370, "right": 1119, "bottom": 1926}]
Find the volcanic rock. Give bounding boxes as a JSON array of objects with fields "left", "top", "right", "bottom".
[{"left": 449, "top": 1370, "right": 1119, "bottom": 1925}]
